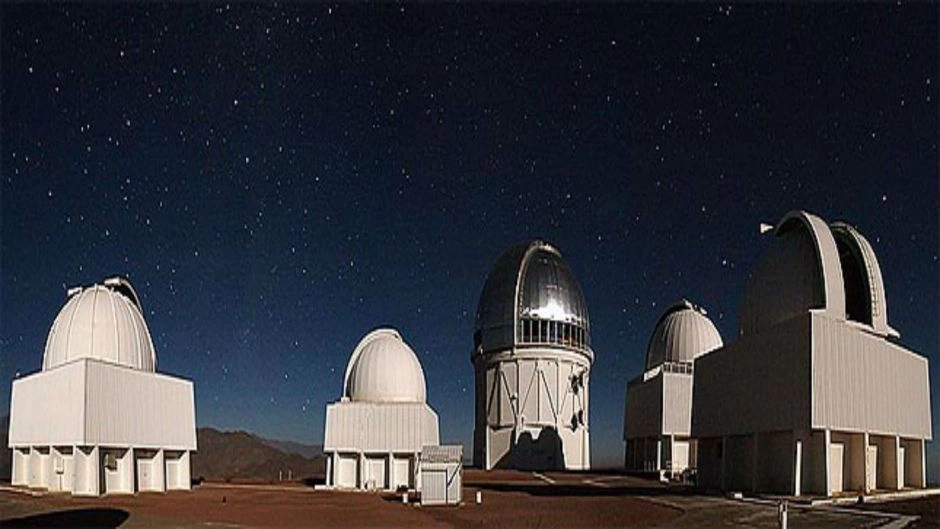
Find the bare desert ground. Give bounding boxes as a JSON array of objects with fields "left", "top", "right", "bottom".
[{"left": 0, "top": 470, "right": 926, "bottom": 529}]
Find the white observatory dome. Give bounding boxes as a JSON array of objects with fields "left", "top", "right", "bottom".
[
  {"left": 645, "top": 300, "right": 723, "bottom": 370},
  {"left": 343, "top": 328, "right": 427, "bottom": 403},
  {"left": 43, "top": 277, "right": 156, "bottom": 372},
  {"left": 739, "top": 210, "right": 896, "bottom": 338},
  {"left": 474, "top": 240, "right": 591, "bottom": 357}
]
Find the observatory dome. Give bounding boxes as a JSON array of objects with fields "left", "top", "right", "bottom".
[
  {"left": 343, "top": 328, "right": 427, "bottom": 403},
  {"left": 474, "top": 240, "right": 591, "bottom": 356},
  {"left": 43, "top": 277, "right": 156, "bottom": 372},
  {"left": 739, "top": 210, "right": 895, "bottom": 338},
  {"left": 645, "top": 300, "right": 723, "bottom": 370}
]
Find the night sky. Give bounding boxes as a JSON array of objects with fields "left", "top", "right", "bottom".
[{"left": 1, "top": 4, "right": 937, "bottom": 468}]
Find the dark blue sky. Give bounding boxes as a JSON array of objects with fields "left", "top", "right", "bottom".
[{"left": 1, "top": 4, "right": 936, "bottom": 467}]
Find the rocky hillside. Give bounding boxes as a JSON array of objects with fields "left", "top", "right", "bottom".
[{"left": 192, "top": 427, "right": 324, "bottom": 483}]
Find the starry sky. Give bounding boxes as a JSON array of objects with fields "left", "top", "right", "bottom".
[{"left": 1, "top": 4, "right": 937, "bottom": 469}]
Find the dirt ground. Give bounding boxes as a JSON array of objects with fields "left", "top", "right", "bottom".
[
  {"left": 851, "top": 496, "right": 940, "bottom": 529},
  {"left": 0, "top": 470, "right": 926, "bottom": 529}
]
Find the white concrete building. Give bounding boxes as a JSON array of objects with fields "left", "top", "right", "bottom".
[
  {"left": 473, "top": 240, "right": 592, "bottom": 470},
  {"left": 323, "top": 328, "right": 440, "bottom": 491},
  {"left": 8, "top": 277, "right": 196, "bottom": 495},
  {"left": 692, "top": 211, "right": 932, "bottom": 496},
  {"left": 624, "top": 300, "right": 723, "bottom": 478}
]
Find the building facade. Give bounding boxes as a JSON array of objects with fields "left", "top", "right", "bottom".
[
  {"left": 624, "top": 300, "right": 723, "bottom": 478},
  {"left": 323, "top": 328, "right": 439, "bottom": 491},
  {"left": 692, "top": 211, "right": 932, "bottom": 496},
  {"left": 473, "top": 240, "right": 593, "bottom": 470},
  {"left": 8, "top": 277, "right": 196, "bottom": 495}
]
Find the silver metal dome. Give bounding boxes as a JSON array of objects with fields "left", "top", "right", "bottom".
[{"left": 474, "top": 240, "right": 591, "bottom": 357}]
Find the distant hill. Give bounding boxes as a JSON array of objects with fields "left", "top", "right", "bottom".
[
  {"left": 259, "top": 436, "right": 323, "bottom": 460},
  {"left": 192, "top": 427, "right": 325, "bottom": 483}
]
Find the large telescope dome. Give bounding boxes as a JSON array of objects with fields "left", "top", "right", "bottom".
[
  {"left": 342, "top": 328, "right": 427, "bottom": 403},
  {"left": 43, "top": 276, "right": 156, "bottom": 372},
  {"left": 645, "top": 300, "right": 723, "bottom": 370},
  {"left": 474, "top": 240, "right": 591, "bottom": 358},
  {"left": 739, "top": 210, "right": 896, "bottom": 338}
]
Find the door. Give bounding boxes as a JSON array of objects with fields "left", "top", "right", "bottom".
[
  {"left": 865, "top": 445, "right": 877, "bottom": 492},
  {"left": 392, "top": 457, "right": 411, "bottom": 490},
  {"left": 336, "top": 456, "right": 358, "bottom": 488},
  {"left": 423, "top": 470, "right": 446, "bottom": 505},
  {"left": 828, "top": 443, "right": 844, "bottom": 494},
  {"left": 672, "top": 441, "right": 690, "bottom": 474},
  {"left": 366, "top": 457, "right": 387, "bottom": 490}
]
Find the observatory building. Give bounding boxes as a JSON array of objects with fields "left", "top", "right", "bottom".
[
  {"left": 624, "top": 300, "right": 722, "bottom": 478},
  {"left": 472, "top": 240, "right": 593, "bottom": 470},
  {"left": 323, "top": 328, "right": 440, "bottom": 490},
  {"left": 8, "top": 277, "right": 196, "bottom": 495},
  {"left": 692, "top": 211, "right": 932, "bottom": 496}
]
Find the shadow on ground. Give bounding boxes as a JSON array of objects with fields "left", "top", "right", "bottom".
[
  {"left": 0, "top": 508, "right": 129, "bottom": 528},
  {"left": 471, "top": 481, "right": 700, "bottom": 498}
]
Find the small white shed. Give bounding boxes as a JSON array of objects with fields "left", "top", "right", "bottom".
[{"left": 419, "top": 445, "right": 462, "bottom": 506}]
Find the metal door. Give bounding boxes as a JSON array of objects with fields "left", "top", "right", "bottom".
[
  {"left": 828, "top": 443, "right": 844, "bottom": 494},
  {"left": 865, "top": 445, "right": 877, "bottom": 492}
]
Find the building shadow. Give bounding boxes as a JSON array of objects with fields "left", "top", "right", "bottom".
[
  {"left": 0, "top": 508, "right": 129, "bottom": 528},
  {"left": 493, "top": 427, "right": 565, "bottom": 471},
  {"left": 302, "top": 474, "right": 326, "bottom": 488},
  {"left": 472, "top": 481, "right": 698, "bottom": 498}
]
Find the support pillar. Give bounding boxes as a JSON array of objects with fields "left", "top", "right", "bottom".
[
  {"left": 792, "top": 436, "right": 802, "bottom": 497},
  {"left": 824, "top": 429, "right": 833, "bottom": 496}
]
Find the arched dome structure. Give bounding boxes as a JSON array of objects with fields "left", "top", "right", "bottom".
[
  {"left": 645, "top": 300, "right": 723, "bottom": 370},
  {"left": 474, "top": 240, "right": 591, "bottom": 358},
  {"left": 739, "top": 210, "right": 897, "bottom": 338},
  {"left": 342, "top": 328, "right": 427, "bottom": 403},
  {"left": 42, "top": 276, "right": 156, "bottom": 372}
]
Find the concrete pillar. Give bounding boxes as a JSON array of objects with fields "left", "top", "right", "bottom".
[
  {"left": 179, "top": 452, "right": 191, "bottom": 491},
  {"left": 824, "top": 429, "right": 832, "bottom": 497},
  {"left": 73, "top": 446, "right": 101, "bottom": 496},
  {"left": 862, "top": 432, "right": 871, "bottom": 493},
  {"left": 792, "top": 436, "right": 802, "bottom": 497},
  {"left": 388, "top": 452, "right": 394, "bottom": 491},
  {"left": 155, "top": 449, "right": 166, "bottom": 493},
  {"left": 359, "top": 452, "right": 366, "bottom": 489},
  {"left": 894, "top": 436, "right": 902, "bottom": 491},
  {"left": 11, "top": 447, "right": 28, "bottom": 486}
]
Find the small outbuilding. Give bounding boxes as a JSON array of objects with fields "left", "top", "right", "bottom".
[{"left": 419, "top": 445, "right": 463, "bottom": 506}]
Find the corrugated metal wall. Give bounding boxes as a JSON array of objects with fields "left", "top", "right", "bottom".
[
  {"left": 692, "top": 315, "right": 811, "bottom": 438},
  {"left": 84, "top": 361, "right": 196, "bottom": 449},
  {"left": 623, "top": 374, "right": 663, "bottom": 439},
  {"left": 324, "top": 402, "right": 440, "bottom": 453},
  {"left": 9, "top": 359, "right": 196, "bottom": 450},
  {"left": 811, "top": 314, "right": 932, "bottom": 438},
  {"left": 662, "top": 372, "right": 693, "bottom": 436},
  {"left": 9, "top": 361, "right": 87, "bottom": 446}
]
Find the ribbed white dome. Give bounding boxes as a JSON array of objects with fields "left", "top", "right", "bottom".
[
  {"left": 646, "top": 300, "right": 723, "bottom": 370},
  {"left": 739, "top": 210, "right": 896, "bottom": 338},
  {"left": 342, "top": 328, "right": 427, "bottom": 403},
  {"left": 43, "top": 277, "right": 156, "bottom": 372}
]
